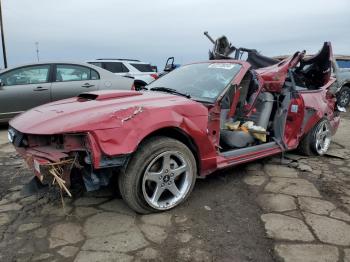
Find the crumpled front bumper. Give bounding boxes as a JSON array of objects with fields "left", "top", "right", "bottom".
[{"left": 15, "top": 146, "right": 74, "bottom": 186}]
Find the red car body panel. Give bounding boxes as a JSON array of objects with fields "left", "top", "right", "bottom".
[
  {"left": 9, "top": 57, "right": 340, "bottom": 179},
  {"left": 257, "top": 52, "right": 304, "bottom": 93},
  {"left": 10, "top": 90, "right": 219, "bottom": 174}
]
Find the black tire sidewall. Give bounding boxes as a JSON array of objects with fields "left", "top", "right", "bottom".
[
  {"left": 119, "top": 136, "right": 197, "bottom": 213},
  {"left": 337, "top": 86, "right": 350, "bottom": 107}
]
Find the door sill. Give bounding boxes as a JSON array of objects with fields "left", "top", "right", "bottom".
[{"left": 219, "top": 141, "right": 282, "bottom": 166}]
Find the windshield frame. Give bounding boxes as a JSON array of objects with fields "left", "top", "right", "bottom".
[{"left": 148, "top": 61, "right": 244, "bottom": 104}]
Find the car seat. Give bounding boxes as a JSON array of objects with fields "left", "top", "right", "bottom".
[{"left": 220, "top": 92, "right": 274, "bottom": 148}]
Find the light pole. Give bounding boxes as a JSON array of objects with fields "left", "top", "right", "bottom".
[
  {"left": 35, "top": 42, "right": 39, "bottom": 62},
  {"left": 0, "top": 0, "right": 7, "bottom": 68}
]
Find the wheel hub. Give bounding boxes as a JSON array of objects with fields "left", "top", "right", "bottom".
[
  {"left": 142, "top": 151, "right": 193, "bottom": 210},
  {"left": 163, "top": 174, "right": 170, "bottom": 183}
]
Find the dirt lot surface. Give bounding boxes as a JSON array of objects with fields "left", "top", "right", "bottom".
[{"left": 0, "top": 115, "right": 350, "bottom": 262}]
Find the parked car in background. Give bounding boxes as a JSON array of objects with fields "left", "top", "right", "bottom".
[
  {"left": 334, "top": 55, "right": 350, "bottom": 107},
  {"left": 0, "top": 62, "right": 133, "bottom": 122},
  {"left": 336, "top": 56, "right": 350, "bottom": 68},
  {"left": 150, "top": 65, "right": 158, "bottom": 72},
  {"left": 87, "top": 59, "right": 158, "bottom": 90}
]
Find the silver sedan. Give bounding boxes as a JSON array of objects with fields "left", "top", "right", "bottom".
[{"left": 0, "top": 62, "right": 133, "bottom": 122}]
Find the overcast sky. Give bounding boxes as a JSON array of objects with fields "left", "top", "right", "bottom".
[{"left": 2, "top": 0, "right": 350, "bottom": 68}]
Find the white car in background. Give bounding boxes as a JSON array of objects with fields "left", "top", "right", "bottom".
[{"left": 87, "top": 59, "right": 158, "bottom": 89}]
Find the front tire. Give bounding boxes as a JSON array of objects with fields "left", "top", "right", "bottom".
[
  {"left": 118, "top": 136, "right": 197, "bottom": 214},
  {"left": 298, "top": 119, "right": 332, "bottom": 156}
]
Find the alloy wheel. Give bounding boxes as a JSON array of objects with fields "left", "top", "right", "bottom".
[
  {"left": 315, "top": 121, "right": 331, "bottom": 155},
  {"left": 142, "top": 151, "right": 193, "bottom": 210},
  {"left": 339, "top": 90, "right": 350, "bottom": 107}
]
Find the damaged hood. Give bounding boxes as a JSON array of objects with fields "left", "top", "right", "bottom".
[{"left": 10, "top": 90, "right": 208, "bottom": 135}]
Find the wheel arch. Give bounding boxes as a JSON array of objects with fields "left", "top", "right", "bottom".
[
  {"left": 337, "top": 80, "right": 350, "bottom": 91},
  {"left": 138, "top": 127, "right": 201, "bottom": 175},
  {"left": 339, "top": 82, "right": 350, "bottom": 91},
  {"left": 133, "top": 79, "right": 147, "bottom": 90},
  {"left": 298, "top": 117, "right": 331, "bottom": 156}
]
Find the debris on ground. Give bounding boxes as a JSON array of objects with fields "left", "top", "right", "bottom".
[{"left": 204, "top": 205, "right": 212, "bottom": 211}]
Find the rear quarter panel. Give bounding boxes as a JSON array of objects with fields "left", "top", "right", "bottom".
[{"left": 299, "top": 81, "right": 340, "bottom": 136}]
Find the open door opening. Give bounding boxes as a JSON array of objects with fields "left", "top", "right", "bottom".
[{"left": 219, "top": 71, "right": 276, "bottom": 152}]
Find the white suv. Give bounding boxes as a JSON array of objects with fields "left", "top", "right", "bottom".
[{"left": 87, "top": 59, "right": 158, "bottom": 89}]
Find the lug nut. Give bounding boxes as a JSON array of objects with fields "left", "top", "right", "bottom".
[
  {"left": 165, "top": 169, "right": 169, "bottom": 173},
  {"left": 161, "top": 183, "right": 165, "bottom": 187},
  {"left": 168, "top": 182, "right": 171, "bottom": 185},
  {"left": 171, "top": 173, "right": 174, "bottom": 177}
]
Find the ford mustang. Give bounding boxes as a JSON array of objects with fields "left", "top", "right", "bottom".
[{"left": 8, "top": 41, "right": 340, "bottom": 213}]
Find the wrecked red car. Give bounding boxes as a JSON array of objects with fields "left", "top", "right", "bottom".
[{"left": 8, "top": 41, "right": 340, "bottom": 214}]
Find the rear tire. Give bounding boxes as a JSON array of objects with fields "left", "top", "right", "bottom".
[
  {"left": 337, "top": 86, "right": 350, "bottom": 108},
  {"left": 118, "top": 136, "right": 197, "bottom": 214},
  {"left": 298, "top": 119, "right": 332, "bottom": 156}
]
